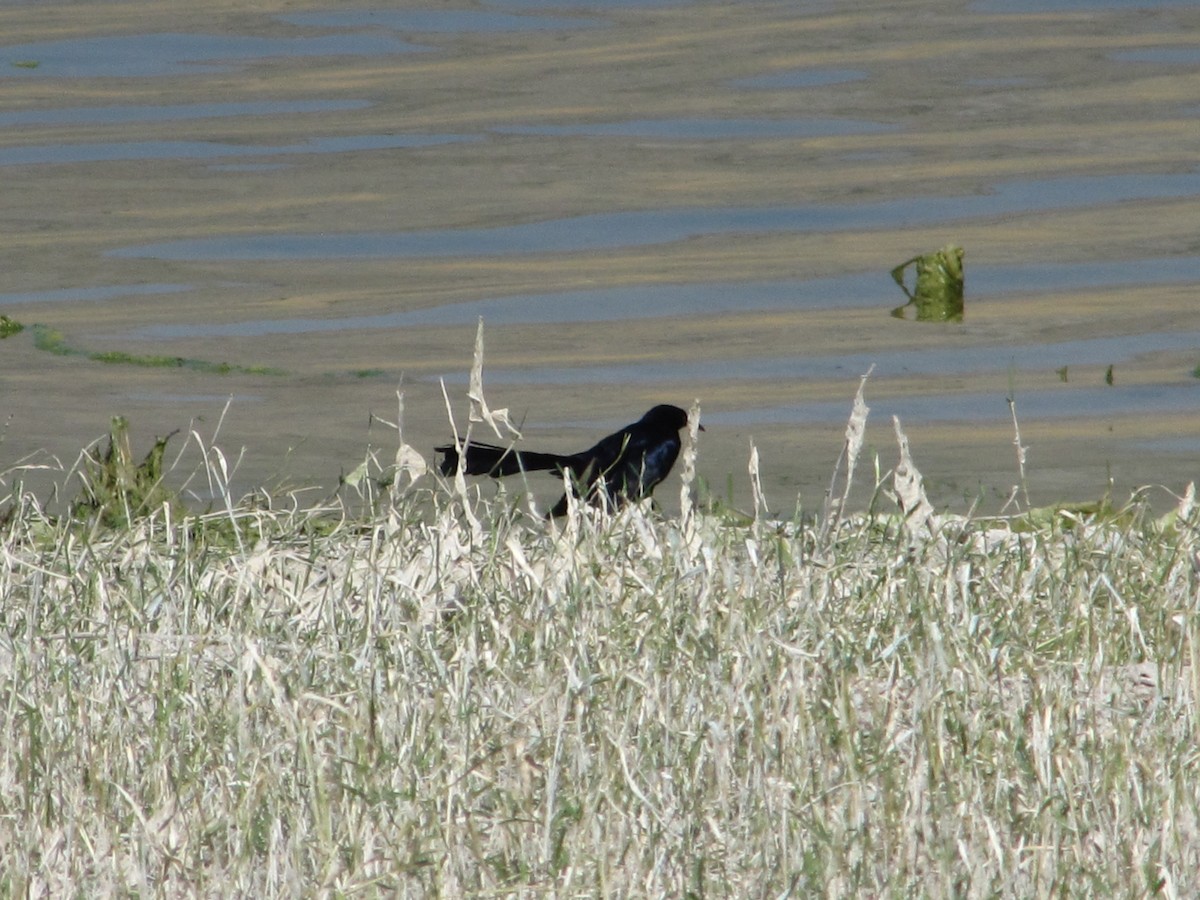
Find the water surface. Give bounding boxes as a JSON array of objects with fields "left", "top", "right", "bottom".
[
  {"left": 731, "top": 69, "right": 867, "bottom": 89},
  {"left": 971, "top": 0, "right": 1188, "bottom": 10},
  {"left": 705, "top": 383, "right": 1200, "bottom": 427},
  {"left": 0, "top": 133, "right": 475, "bottom": 167},
  {"left": 278, "top": 10, "right": 601, "bottom": 32},
  {"left": 0, "top": 283, "right": 193, "bottom": 306},
  {"left": 494, "top": 117, "right": 892, "bottom": 139},
  {"left": 109, "top": 170, "right": 1200, "bottom": 260},
  {"left": 128, "top": 256, "right": 1200, "bottom": 337},
  {"left": 488, "top": 0, "right": 684, "bottom": 7},
  {"left": 436, "top": 330, "right": 1200, "bottom": 386},
  {"left": 0, "top": 32, "right": 424, "bottom": 78},
  {"left": 0, "top": 100, "right": 370, "bottom": 128},
  {"left": 1112, "top": 48, "right": 1200, "bottom": 65}
]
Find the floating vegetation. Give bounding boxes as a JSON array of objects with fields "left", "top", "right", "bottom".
[
  {"left": 30, "top": 325, "right": 70, "bottom": 355},
  {"left": 10, "top": 60, "right": 39, "bottom": 69},
  {"left": 891, "top": 244, "right": 965, "bottom": 322},
  {"left": 29, "top": 324, "right": 285, "bottom": 375},
  {"left": 0, "top": 314, "right": 23, "bottom": 338},
  {"left": 1106, "top": 363, "right": 1115, "bottom": 385}
]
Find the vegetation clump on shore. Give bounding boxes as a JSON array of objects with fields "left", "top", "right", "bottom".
[{"left": 1, "top": 386, "right": 1197, "bottom": 897}]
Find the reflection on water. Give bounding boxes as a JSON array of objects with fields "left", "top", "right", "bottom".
[
  {"left": 126, "top": 256, "right": 1200, "bottom": 337},
  {"left": 0, "top": 133, "right": 476, "bottom": 167},
  {"left": 109, "top": 170, "right": 1200, "bottom": 260},
  {"left": 494, "top": 117, "right": 893, "bottom": 139},
  {"left": 0, "top": 32, "right": 425, "bottom": 78},
  {"left": 0, "top": 100, "right": 370, "bottom": 128}
]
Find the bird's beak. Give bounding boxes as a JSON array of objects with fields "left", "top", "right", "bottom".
[{"left": 697, "top": 423, "right": 706, "bottom": 432}]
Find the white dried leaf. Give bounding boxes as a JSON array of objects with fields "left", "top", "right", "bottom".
[{"left": 893, "top": 416, "right": 935, "bottom": 536}]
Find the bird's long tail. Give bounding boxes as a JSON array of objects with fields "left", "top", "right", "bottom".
[{"left": 436, "top": 440, "right": 572, "bottom": 478}]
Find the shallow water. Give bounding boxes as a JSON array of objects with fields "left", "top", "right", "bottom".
[
  {"left": 0, "top": 284, "right": 194, "bottom": 307},
  {"left": 493, "top": 117, "right": 893, "bottom": 139},
  {"left": 439, "top": 331, "right": 1200, "bottom": 386},
  {"left": 731, "top": 69, "right": 867, "bottom": 89},
  {"left": 1112, "top": 48, "right": 1200, "bottom": 65},
  {"left": 706, "top": 383, "right": 1200, "bottom": 427},
  {"left": 0, "top": 32, "right": 425, "bottom": 78},
  {"left": 970, "top": 0, "right": 1189, "bottom": 10},
  {"left": 0, "top": 133, "right": 475, "bottom": 167},
  {"left": 488, "top": 0, "right": 684, "bottom": 7},
  {"left": 0, "top": 100, "right": 370, "bottom": 128},
  {"left": 106, "top": 170, "right": 1200, "bottom": 260},
  {"left": 3, "top": 0, "right": 1199, "bottom": 512},
  {"left": 129, "top": 256, "right": 1200, "bottom": 336},
  {"left": 277, "top": 10, "right": 603, "bottom": 32}
]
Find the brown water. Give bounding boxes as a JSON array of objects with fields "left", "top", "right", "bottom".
[{"left": 1, "top": 0, "right": 1198, "bottom": 513}]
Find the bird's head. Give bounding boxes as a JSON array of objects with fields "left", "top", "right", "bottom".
[{"left": 643, "top": 404, "right": 703, "bottom": 432}]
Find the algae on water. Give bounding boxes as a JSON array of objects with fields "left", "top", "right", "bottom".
[{"left": 29, "top": 323, "right": 285, "bottom": 374}]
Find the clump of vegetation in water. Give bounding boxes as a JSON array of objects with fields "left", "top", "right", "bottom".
[
  {"left": 0, "top": 315, "right": 23, "bottom": 338},
  {"left": 891, "top": 244, "right": 965, "bottom": 322}
]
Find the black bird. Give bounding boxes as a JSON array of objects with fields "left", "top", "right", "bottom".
[{"left": 436, "top": 404, "right": 698, "bottom": 516}]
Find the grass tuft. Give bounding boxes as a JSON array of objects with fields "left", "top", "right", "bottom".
[{"left": 71, "top": 416, "right": 181, "bottom": 528}]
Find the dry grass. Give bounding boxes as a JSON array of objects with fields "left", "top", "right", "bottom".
[{"left": 1, "top": 391, "right": 1199, "bottom": 898}]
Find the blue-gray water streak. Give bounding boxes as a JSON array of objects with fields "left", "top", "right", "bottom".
[
  {"left": 0, "top": 284, "right": 193, "bottom": 306},
  {"left": 702, "top": 383, "right": 1200, "bottom": 427},
  {"left": 731, "top": 69, "right": 867, "bottom": 89},
  {"left": 1111, "top": 48, "right": 1200, "bottom": 65},
  {"left": 126, "top": 256, "right": 1200, "bottom": 338},
  {"left": 971, "top": 0, "right": 1181, "bottom": 10},
  {"left": 0, "top": 134, "right": 476, "bottom": 167},
  {"left": 278, "top": 10, "right": 601, "bottom": 32},
  {"left": 492, "top": 117, "right": 892, "bottom": 138},
  {"left": 0, "top": 33, "right": 426, "bottom": 78},
  {"left": 108, "top": 170, "right": 1200, "bottom": 261},
  {"left": 435, "top": 330, "right": 1200, "bottom": 385},
  {"left": 0, "top": 100, "right": 370, "bottom": 128}
]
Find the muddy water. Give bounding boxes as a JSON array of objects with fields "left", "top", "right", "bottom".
[{"left": 1, "top": 0, "right": 1197, "bottom": 514}]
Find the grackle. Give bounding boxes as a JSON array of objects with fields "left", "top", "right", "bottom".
[{"left": 436, "top": 404, "right": 698, "bottom": 516}]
